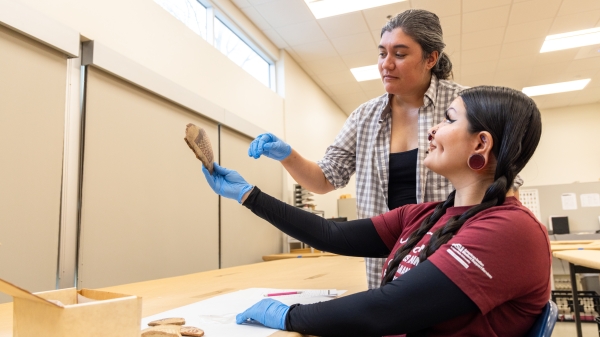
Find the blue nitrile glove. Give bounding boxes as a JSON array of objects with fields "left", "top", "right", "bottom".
[
  {"left": 202, "top": 162, "right": 253, "bottom": 203},
  {"left": 248, "top": 133, "right": 291, "bottom": 161},
  {"left": 236, "top": 298, "right": 289, "bottom": 330}
]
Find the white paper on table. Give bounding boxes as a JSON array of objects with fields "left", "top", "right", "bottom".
[
  {"left": 141, "top": 288, "right": 347, "bottom": 337},
  {"left": 561, "top": 193, "right": 577, "bottom": 210},
  {"left": 580, "top": 193, "right": 600, "bottom": 207}
]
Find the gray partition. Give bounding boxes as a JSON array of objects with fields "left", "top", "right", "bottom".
[
  {"left": 0, "top": 25, "right": 68, "bottom": 303},
  {"left": 78, "top": 67, "right": 219, "bottom": 289},
  {"left": 524, "top": 181, "right": 600, "bottom": 233},
  {"left": 220, "top": 127, "right": 283, "bottom": 268}
]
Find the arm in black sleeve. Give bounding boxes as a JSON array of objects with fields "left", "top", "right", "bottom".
[
  {"left": 285, "top": 260, "right": 478, "bottom": 337},
  {"left": 243, "top": 187, "right": 389, "bottom": 258}
]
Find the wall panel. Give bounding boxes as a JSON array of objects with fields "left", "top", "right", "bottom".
[
  {"left": 220, "top": 127, "right": 283, "bottom": 268},
  {"left": 78, "top": 67, "right": 219, "bottom": 289},
  {"left": 0, "top": 24, "right": 67, "bottom": 303}
]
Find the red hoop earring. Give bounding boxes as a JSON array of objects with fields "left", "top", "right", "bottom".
[{"left": 468, "top": 154, "right": 486, "bottom": 170}]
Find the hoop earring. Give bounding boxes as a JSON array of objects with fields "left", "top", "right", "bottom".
[{"left": 468, "top": 154, "right": 486, "bottom": 170}]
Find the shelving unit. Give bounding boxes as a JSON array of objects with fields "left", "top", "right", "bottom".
[{"left": 285, "top": 184, "right": 324, "bottom": 253}]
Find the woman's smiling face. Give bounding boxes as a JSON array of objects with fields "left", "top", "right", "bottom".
[{"left": 423, "top": 97, "right": 481, "bottom": 180}]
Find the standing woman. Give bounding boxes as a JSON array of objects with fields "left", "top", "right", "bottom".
[{"left": 248, "top": 9, "right": 465, "bottom": 289}]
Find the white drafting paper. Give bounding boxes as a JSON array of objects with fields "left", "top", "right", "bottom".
[
  {"left": 141, "top": 288, "right": 346, "bottom": 337},
  {"left": 561, "top": 193, "right": 578, "bottom": 210},
  {"left": 580, "top": 193, "right": 600, "bottom": 207}
]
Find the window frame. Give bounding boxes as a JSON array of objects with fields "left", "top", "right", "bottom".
[{"left": 197, "top": 0, "right": 276, "bottom": 91}]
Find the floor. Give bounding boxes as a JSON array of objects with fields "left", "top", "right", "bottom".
[{"left": 552, "top": 321, "right": 598, "bottom": 336}]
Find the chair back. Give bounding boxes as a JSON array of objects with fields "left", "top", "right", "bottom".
[{"left": 525, "top": 301, "right": 558, "bottom": 337}]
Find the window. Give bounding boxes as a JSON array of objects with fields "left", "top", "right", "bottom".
[
  {"left": 154, "top": 0, "right": 272, "bottom": 88},
  {"left": 213, "top": 18, "right": 271, "bottom": 87},
  {"left": 154, "top": 0, "right": 207, "bottom": 40}
]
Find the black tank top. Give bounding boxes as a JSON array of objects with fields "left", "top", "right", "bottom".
[{"left": 388, "top": 148, "right": 418, "bottom": 210}]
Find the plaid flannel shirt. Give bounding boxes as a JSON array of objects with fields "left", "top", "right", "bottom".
[{"left": 317, "top": 75, "right": 465, "bottom": 289}]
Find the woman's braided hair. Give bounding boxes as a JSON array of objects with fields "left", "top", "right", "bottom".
[
  {"left": 381, "top": 9, "right": 453, "bottom": 80},
  {"left": 381, "top": 86, "right": 542, "bottom": 286}
]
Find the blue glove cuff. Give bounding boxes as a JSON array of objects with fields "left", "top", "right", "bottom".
[
  {"left": 276, "top": 305, "right": 290, "bottom": 330},
  {"left": 237, "top": 184, "right": 254, "bottom": 204}
]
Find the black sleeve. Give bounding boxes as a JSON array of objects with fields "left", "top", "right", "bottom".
[
  {"left": 285, "top": 260, "right": 478, "bottom": 337},
  {"left": 243, "top": 187, "right": 389, "bottom": 258}
]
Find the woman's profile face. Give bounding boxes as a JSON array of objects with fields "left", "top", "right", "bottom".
[
  {"left": 423, "top": 97, "right": 476, "bottom": 179},
  {"left": 378, "top": 28, "right": 436, "bottom": 95}
]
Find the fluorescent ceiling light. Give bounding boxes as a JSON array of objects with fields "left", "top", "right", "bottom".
[
  {"left": 522, "top": 79, "right": 591, "bottom": 97},
  {"left": 540, "top": 27, "right": 600, "bottom": 53},
  {"left": 305, "top": 0, "right": 406, "bottom": 19},
  {"left": 351, "top": 64, "right": 380, "bottom": 82}
]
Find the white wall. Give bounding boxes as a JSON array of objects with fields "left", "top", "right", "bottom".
[
  {"left": 281, "top": 50, "right": 356, "bottom": 218},
  {"left": 520, "top": 102, "right": 600, "bottom": 187},
  {"left": 17, "top": 0, "right": 284, "bottom": 135}
]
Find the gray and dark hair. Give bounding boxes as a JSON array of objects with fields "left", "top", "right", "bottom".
[{"left": 381, "top": 9, "right": 452, "bottom": 80}]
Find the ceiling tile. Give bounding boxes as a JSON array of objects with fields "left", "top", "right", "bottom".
[
  {"left": 500, "top": 37, "right": 545, "bottom": 59},
  {"left": 557, "top": 0, "right": 600, "bottom": 16},
  {"left": 332, "top": 91, "right": 369, "bottom": 108},
  {"left": 231, "top": 0, "right": 252, "bottom": 8},
  {"left": 410, "top": 0, "right": 462, "bottom": 17},
  {"left": 277, "top": 21, "right": 327, "bottom": 46},
  {"left": 575, "top": 45, "right": 600, "bottom": 60},
  {"left": 460, "top": 72, "right": 496, "bottom": 86},
  {"left": 444, "top": 34, "right": 460, "bottom": 55},
  {"left": 318, "top": 69, "right": 356, "bottom": 86},
  {"left": 461, "top": 27, "right": 505, "bottom": 50},
  {"left": 460, "top": 60, "right": 498, "bottom": 76},
  {"left": 537, "top": 91, "right": 579, "bottom": 108},
  {"left": 548, "top": 9, "right": 600, "bottom": 35},
  {"left": 509, "top": 0, "right": 562, "bottom": 25},
  {"left": 262, "top": 29, "right": 288, "bottom": 48},
  {"left": 462, "top": 0, "right": 512, "bottom": 13},
  {"left": 439, "top": 15, "right": 461, "bottom": 37},
  {"left": 562, "top": 58, "right": 600, "bottom": 80},
  {"left": 341, "top": 50, "right": 378, "bottom": 68},
  {"left": 462, "top": 6, "right": 510, "bottom": 33},
  {"left": 331, "top": 32, "right": 377, "bottom": 55},
  {"left": 283, "top": 47, "right": 303, "bottom": 63},
  {"left": 317, "top": 12, "right": 370, "bottom": 39},
  {"left": 371, "top": 30, "right": 382, "bottom": 43},
  {"left": 240, "top": 7, "right": 272, "bottom": 30},
  {"left": 504, "top": 19, "right": 553, "bottom": 43},
  {"left": 363, "top": 89, "right": 387, "bottom": 99},
  {"left": 461, "top": 45, "right": 502, "bottom": 65},
  {"left": 248, "top": 0, "right": 279, "bottom": 5},
  {"left": 496, "top": 55, "right": 536, "bottom": 71},
  {"left": 327, "top": 81, "right": 364, "bottom": 96},
  {"left": 447, "top": 51, "right": 460, "bottom": 68},
  {"left": 254, "top": 0, "right": 314, "bottom": 28},
  {"left": 571, "top": 85, "right": 600, "bottom": 105},
  {"left": 527, "top": 61, "right": 572, "bottom": 85},
  {"left": 535, "top": 48, "right": 579, "bottom": 65},
  {"left": 359, "top": 79, "right": 385, "bottom": 91},
  {"left": 362, "top": 2, "right": 412, "bottom": 31},
  {"left": 305, "top": 56, "right": 349, "bottom": 74},
  {"left": 493, "top": 68, "right": 532, "bottom": 89},
  {"left": 291, "top": 40, "right": 339, "bottom": 62}
]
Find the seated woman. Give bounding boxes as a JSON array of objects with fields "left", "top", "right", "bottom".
[{"left": 200, "top": 86, "right": 550, "bottom": 336}]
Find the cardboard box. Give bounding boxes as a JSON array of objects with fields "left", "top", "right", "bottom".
[{"left": 0, "top": 277, "right": 142, "bottom": 337}]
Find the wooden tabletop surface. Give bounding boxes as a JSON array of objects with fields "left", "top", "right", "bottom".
[
  {"left": 0, "top": 256, "right": 366, "bottom": 337},
  {"left": 552, "top": 250, "right": 600, "bottom": 270},
  {"left": 550, "top": 240, "right": 600, "bottom": 251}
]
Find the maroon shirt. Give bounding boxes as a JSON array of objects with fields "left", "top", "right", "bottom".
[{"left": 372, "top": 197, "right": 551, "bottom": 337}]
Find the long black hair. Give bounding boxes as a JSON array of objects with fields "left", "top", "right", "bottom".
[
  {"left": 381, "top": 86, "right": 542, "bottom": 286},
  {"left": 381, "top": 9, "right": 452, "bottom": 80}
]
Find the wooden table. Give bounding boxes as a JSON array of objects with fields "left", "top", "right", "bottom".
[
  {"left": 550, "top": 240, "right": 600, "bottom": 251},
  {"left": 262, "top": 252, "right": 337, "bottom": 261},
  {"left": 552, "top": 250, "right": 600, "bottom": 337},
  {"left": 0, "top": 256, "right": 366, "bottom": 337}
]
